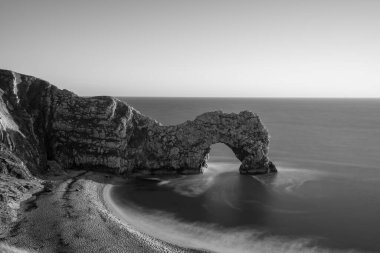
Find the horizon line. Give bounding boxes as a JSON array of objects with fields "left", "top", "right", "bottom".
[
  {"left": 3, "top": 69, "right": 380, "bottom": 100},
  {"left": 112, "top": 96, "right": 380, "bottom": 99}
]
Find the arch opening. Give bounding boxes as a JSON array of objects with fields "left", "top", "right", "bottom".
[{"left": 202, "top": 143, "right": 241, "bottom": 173}]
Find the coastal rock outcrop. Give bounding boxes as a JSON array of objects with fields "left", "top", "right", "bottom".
[
  {"left": 0, "top": 69, "right": 276, "bottom": 177},
  {"left": 132, "top": 111, "right": 276, "bottom": 175}
]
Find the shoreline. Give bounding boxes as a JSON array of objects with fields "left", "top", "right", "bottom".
[
  {"left": 102, "top": 184, "right": 215, "bottom": 253},
  {"left": 2, "top": 171, "right": 202, "bottom": 253},
  {"left": 99, "top": 179, "right": 203, "bottom": 253}
]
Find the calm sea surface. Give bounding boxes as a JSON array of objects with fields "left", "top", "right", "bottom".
[{"left": 111, "top": 98, "right": 380, "bottom": 253}]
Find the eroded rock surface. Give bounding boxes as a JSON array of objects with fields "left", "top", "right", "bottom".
[
  {"left": 0, "top": 69, "right": 276, "bottom": 177},
  {"left": 131, "top": 111, "right": 276, "bottom": 175}
]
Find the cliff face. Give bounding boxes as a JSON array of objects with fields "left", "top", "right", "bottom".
[{"left": 0, "top": 69, "right": 276, "bottom": 177}]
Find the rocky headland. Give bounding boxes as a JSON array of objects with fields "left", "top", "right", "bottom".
[{"left": 0, "top": 69, "right": 276, "bottom": 252}]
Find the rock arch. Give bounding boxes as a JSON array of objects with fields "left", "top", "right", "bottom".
[
  {"left": 128, "top": 111, "right": 277, "bottom": 175},
  {"left": 0, "top": 69, "right": 277, "bottom": 177}
]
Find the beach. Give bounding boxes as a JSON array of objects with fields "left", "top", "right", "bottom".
[{"left": 2, "top": 171, "right": 202, "bottom": 253}]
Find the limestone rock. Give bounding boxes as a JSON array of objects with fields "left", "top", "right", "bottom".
[
  {"left": 0, "top": 69, "right": 276, "bottom": 177},
  {"left": 0, "top": 174, "right": 43, "bottom": 235}
]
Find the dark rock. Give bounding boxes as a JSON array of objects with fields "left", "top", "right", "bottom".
[{"left": 0, "top": 69, "right": 276, "bottom": 177}]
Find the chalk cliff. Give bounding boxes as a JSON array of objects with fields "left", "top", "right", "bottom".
[{"left": 0, "top": 69, "right": 276, "bottom": 177}]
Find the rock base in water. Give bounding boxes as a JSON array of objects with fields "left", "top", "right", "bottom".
[{"left": 0, "top": 69, "right": 276, "bottom": 177}]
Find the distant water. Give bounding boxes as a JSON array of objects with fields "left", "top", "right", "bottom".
[{"left": 111, "top": 98, "right": 380, "bottom": 253}]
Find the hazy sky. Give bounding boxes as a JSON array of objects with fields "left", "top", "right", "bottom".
[{"left": 0, "top": 0, "right": 379, "bottom": 97}]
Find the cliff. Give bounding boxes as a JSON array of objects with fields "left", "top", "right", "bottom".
[{"left": 0, "top": 69, "right": 276, "bottom": 177}]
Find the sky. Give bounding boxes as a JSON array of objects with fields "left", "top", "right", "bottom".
[{"left": 0, "top": 0, "right": 379, "bottom": 97}]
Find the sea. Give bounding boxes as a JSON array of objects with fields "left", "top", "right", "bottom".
[{"left": 110, "top": 98, "right": 380, "bottom": 253}]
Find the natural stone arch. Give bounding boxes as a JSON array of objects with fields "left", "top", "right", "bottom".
[
  {"left": 0, "top": 69, "right": 276, "bottom": 177},
  {"left": 127, "top": 111, "right": 277, "bottom": 175}
]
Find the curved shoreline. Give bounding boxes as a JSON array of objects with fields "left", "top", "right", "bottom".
[
  {"left": 100, "top": 183, "right": 195, "bottom": 252},
  {"left": 101, "top": 183, "right": 208, "bottom": 253},
  {"left": 2, "top": 171, "right": 202, "bottom": 252}
]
